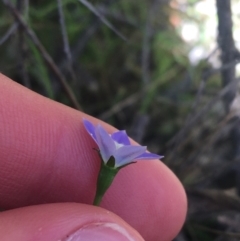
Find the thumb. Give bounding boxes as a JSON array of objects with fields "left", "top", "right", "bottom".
[{"left": 0, "top": 203, "right": 144, "bottom": 241}]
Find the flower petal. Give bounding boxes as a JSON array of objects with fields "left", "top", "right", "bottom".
[
  {"left": 114, "top": 145, "right": 147, "bottom": 167},
  {"left": 95, "top": 125, "right": 116, "bottom": 163},
  {"left": 111, "top": 130, "right": 130, "bottom": 145},
  {"left": 134, "top": 152, "right": 163, "bottom": 160},
  {"left": 83, "top": 119, "right": 97, "bottom": 142}
]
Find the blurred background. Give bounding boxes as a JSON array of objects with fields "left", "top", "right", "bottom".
[{"left": 1, "top": 0, "right": 240, "bottom": 240}]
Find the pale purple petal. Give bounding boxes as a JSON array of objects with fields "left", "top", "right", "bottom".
[
  {"left": 114, "top": 145, "right": 147, "bottom": 167},
  {"left": 134, "top": 152, "right": 163, "bottom": 160},
  {"left": 111, "top": 130, "right": 130, "bottom": 145},
  {"left": 83, "top": 119, "right": 97, "bottom": 142},
  {"left": 95, "top": 125, "right": 116, "bottom": 163}
]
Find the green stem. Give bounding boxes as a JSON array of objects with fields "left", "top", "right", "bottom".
[
  {"left": 93, "top": 161, "right": 119, "bottom": 206},
  {"left": 93, "top": 193, "right": 102, "bottom": 206}
]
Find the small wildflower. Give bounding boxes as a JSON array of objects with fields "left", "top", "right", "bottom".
[{"left": 83, "top": 119, "right": 163, "bottom": 205}]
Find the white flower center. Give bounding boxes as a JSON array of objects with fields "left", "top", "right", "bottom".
[{"left": 114, "top": 141, "right": 124, "bottom": 149}]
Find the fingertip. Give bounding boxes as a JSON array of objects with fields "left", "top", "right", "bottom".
[
  {"left": 0, "top": 203, "right": 144, "bottom": 241},
  {"left": 0, "top": 74, "right": 187, "bottom": 240},
  {"left": 102, "top": 160, "right": 187, "bottom": 241}
]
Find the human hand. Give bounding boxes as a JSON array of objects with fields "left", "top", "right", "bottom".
[{"left": 0, "top": 74, "right": 187, "bottom": 241}]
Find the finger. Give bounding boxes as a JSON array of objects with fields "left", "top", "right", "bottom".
[
  {"left": 0, "top": 203, "right": 144, "bottom": 241},
  {"left": 0, "top": 74, "right": 187, "bottom": 241}
]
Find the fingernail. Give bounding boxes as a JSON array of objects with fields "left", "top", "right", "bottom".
[{"left": 64, "top": 222, "right": 144, "bottom": 241}]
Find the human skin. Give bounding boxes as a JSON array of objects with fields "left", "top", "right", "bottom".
[{"left": 0, "top": 73, "right": 187, "bottom": 241}]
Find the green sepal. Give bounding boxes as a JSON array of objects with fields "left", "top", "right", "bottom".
[
  {"left": 93, "top": 152, "right": 137, "bottom": 206},
  {"left": 93, "top": 158, "right": 119, "bottom": 206}
]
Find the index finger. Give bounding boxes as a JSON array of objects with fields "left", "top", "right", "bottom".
[{"left": 0, "top": 74, "right": 187, "bottom": 241}]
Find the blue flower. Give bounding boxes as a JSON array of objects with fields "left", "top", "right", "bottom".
[{"left": 83, "top": 119, "right": 163, "bottom": 168}]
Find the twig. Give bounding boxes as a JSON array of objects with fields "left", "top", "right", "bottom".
[
  {"left": 128, "top": 3, "right": 154, "bottom": 142},
  {"left": 193, "top": 224, "right": 240, "bottom": 238},
  {"left": 97, "top": 5, "right": 138, "bottom": 27},
  {"left": 166, "top": 78, "right": 238, "bottom": 161},
  {"left": 216, "top": 0, "right": 237, "bottom": 111},
  {"left": 100, "top": 66, "right": 182, "bottom": 120},
  {"left": 99, "top": 92, "right": 142, "bottom": 120},
  {"left": 70, "top": 0, "right": 116, "bottom": 62},
  {"left": 189, "top": 47, "right": 219, "bottom": 115},
  {"left": 2, "top": 0, "right": 82, "bottom": 110},
  {"left": 167, "top": 58, "right": 240, "bottom": 149},
  {"left": 187, "top": 188, "right": 240, "bottom": 211},
  {"left": 17, "top": 0, "right": 31, "bottom": 88},
  {"left": 57, "top": 0, "right": 76, "bottom": 81},
  {"left": 72, "top": 20, "right": 101, "bottom": 60},
  {"left": 77, "top": 0, "right": 127, "bottom": 41},
  {"left": 0, "top": 23, "right": 18, "bottom": 46},
  {"left": 141, "top": 6, "right": 152, "bottom": 86}
]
